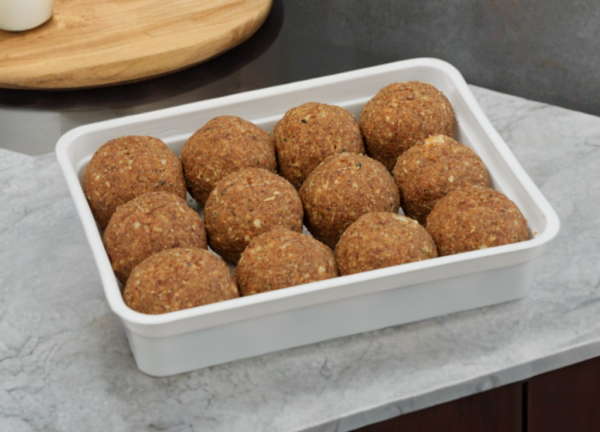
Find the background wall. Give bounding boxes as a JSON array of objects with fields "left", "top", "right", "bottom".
[{"left": 280, "top": 0, "right": 600, "bottom": 116}]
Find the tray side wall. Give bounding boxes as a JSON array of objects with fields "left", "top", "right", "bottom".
[{"left": 128, "top": 260, "right": 536, "bottom": 377}]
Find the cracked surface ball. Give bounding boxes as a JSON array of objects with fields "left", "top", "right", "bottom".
[
  {"left": 273, "top": 102, "right": 364, "bottom": 189},
  {"left": 204, "top": 168, "right": 303, "bottom": 264},
  {"left": 426, "top": 186, "right": 529, "bottom": 256},
  {"left": 83, "top": 135, "right": 186, "bottom": 230},
  {"left": 103, "top": 191, "right": 207, "bottom": 284},
  {"left": 360, "top": 81, "right": 455, "bottom": 171},
  {"left": 335, "top": 212, "right": 438, "bottom": 276},
  {"left": 236, "top": 229, "right": 338, "bottom": 296},
  {"left": 181, "top": 116, "right": 276, "bottom": 206},
  {"left": 299, "top": 153, "right": 400, "bottom": 249},
  {"left": 124, "top": 248, "right": 239, "bottom": 315},
  {"left": 392, "top": 135, "right": 489, "bottom": 225}
]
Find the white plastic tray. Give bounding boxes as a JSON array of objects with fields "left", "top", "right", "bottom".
[{"left": 56, "top": 58, "right": 560, "bottom": 377}]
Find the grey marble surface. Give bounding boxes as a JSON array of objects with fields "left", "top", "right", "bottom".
[{"left": 1, "top": 85, "right": 599, "bottom": 432}]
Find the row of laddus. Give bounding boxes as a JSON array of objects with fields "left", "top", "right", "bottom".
[
  {"left": 122, "top": 229, "right": 337, "bottom": 314},
  {"left": 83, "top": 81, "right": 454, "bottom": 230}
]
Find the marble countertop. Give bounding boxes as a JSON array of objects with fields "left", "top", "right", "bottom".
[{"left": 1, "top": 85, "right": 599, "bottom": 432}]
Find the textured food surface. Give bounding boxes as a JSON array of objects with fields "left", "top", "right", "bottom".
[
  {"left": 426, "top": 186, "right": 529, "bottom": 256},
  {"left": 103, "top": 192, "right": 207, "bottom": 284},
  {"left": 204, "top": 168, "right": 303, "bottom": 264},
  {"left": 299, "top": 153, "right": 400, "bottom": 249},
  {"left": 83, "top": 135, "right": 186, "bottom": 229},
  {"left": 181, "top": 116, "right": 276, "bottom": 205},
  {"left": 236, "top": 229, "right": 338, "bottom": 296},
  {"left": 393, "top": 135, "right": 490, "bottom": 224},
  {"left": 360, "top": 81, "right": 455, "bottom": 171},
  {"left": 273, "top": 102, "right": 364, "bottom": 189},
  {"left": 335, "top": 212, "right": 438, "bottom": 276},
  {"left": 124, "top": 248, "right": 239, "bottom": 315}
]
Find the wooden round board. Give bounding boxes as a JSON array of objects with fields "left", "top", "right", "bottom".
[{"left": 0, "top": 0, "right": 272, "bottom": 89}]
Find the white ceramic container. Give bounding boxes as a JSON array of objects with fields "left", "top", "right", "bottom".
[
  {"left": 56, "top": 58, "right": 560, "bottom": 377},
  {"left": 0, "top": 0, "right": 53, "bottom": 31}
]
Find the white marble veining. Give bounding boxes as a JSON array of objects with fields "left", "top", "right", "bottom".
[{"left": 1, "top": 86, "right": 600, "bottom": 432}]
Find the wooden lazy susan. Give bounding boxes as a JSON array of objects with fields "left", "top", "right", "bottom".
[{"left": 0, "top": 0, "right": 273, "bottom": 89}]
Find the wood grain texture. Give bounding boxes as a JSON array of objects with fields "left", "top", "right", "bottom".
[
  {"left": 0, "top": 0, "right": 272, "bottom": 89},
  {"left": 356, "top": 383, "right": 523, "bottom": 432},
  {"left": 528, "top": 356, "right": 600, "bottom": 432}
]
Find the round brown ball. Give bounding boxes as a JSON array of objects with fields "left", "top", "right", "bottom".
[
  {"left": 124, "top": 248, "right": 239, "bottom": 315},
  {"left": 181, "top": 116, "right": 277, "bottom": 205},
  {"left": 273, "top": 102, "right": 364, "bottom": 189},
  {"left": 83, "top": 135, "right": 186, "bottom": 229},
  {"left": 299, "top": 153, "right": 400, "bottom": 249},
  {"left": 335, "top": 212, "right": 438, "bottom": 276},
  {"left": 392, "top": 135, "right": 490, "bottom": 225},
  {"left": 426, "top": 186, "right": 529, "bottom": 256},
  {"left": 235, "top": 229, "right": 338, "bottom": 296},
  {"left": 103, "top": 192, "right": 207, "bottom": 284},
  {"left": 360, "top": 81, "right": 455, "bottom": 171},
  {"left": 204, "top": 168, "right": 303, "bottom": 264}
]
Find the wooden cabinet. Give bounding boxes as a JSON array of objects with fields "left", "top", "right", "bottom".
[
  {"left": 527, "top": 356, "right": 600, "bottom": 432},
  {"left": 356, "top": 356, "right": 600, "bottom": 432},
  {"left": 357, "top": 383, "right": 522, "bottom": 432}
]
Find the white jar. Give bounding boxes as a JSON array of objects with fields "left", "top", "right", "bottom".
[{"left": 0, "top": 0, "right": 54, "bottom": 32}]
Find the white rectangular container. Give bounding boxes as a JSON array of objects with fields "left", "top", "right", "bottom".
[{"left": 56, "top": 58, "right": 560, "bottom": 377}]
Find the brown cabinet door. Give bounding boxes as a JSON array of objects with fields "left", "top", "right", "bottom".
[
  {"left": 528, "top": 356, "right": 600, "bottom": 432},
  {"left": 356, "top": 382, "right": 522, "bottom": 432}
]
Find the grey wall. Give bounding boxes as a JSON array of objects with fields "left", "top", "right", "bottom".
[{"left": 282, "top": 0, "right": 600, "bottom": 116}]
